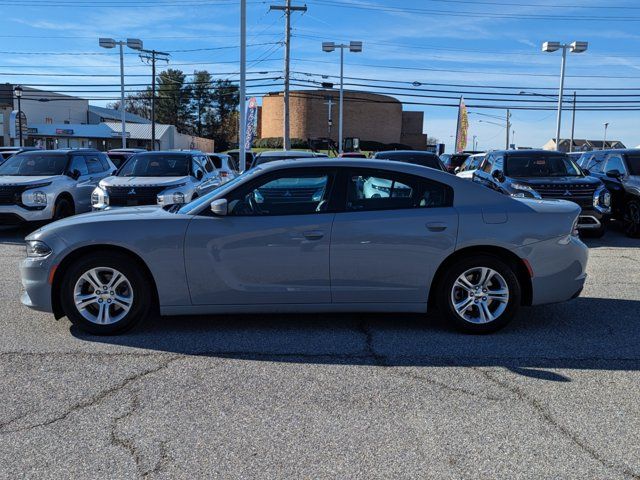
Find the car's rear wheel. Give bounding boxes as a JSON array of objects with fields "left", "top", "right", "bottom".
[
  {"left": 437, "top": 255, "right": 521, "bottom": 334},
  {"left": 623, "top": 199, "right": 640, "bottom": 238},
  {"left": 52, "top": 197, "right": 74, "bottom": 221},
  {"left": 60, "top": 253, "right": 152, "bottom": 335}
]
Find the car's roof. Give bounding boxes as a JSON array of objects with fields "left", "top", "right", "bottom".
[
  {"left": 495, "top": 149, "right": 565, "bottom": 156},
  {"left": 257, "top": 150, "right": 317, "bottom": 157},
  {"left": 376, "top": 150, "right": 437, "bottom": 155},
  {"left": 18, "top": 148, "right": 99, "bottom": 154},
  {"left": 255, "top": 157, "right": 452, "bottom": 179}
]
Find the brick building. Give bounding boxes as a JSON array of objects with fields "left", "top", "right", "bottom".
[{"left": 260, "top": 89, "right": 428, "bottom": 150}]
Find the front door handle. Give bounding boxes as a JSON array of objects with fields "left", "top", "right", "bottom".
[
  {"left": 303, "top": 230, "right": 324, "bottom": 241},
  {"left": 426, "top": 222, "right": 447, "bottom": 232}
]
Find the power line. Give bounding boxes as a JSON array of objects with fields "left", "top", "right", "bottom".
[{"left": 306, "top": 0, "right": 640, "bottom": 21}]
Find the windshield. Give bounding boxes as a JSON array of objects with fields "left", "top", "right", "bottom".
[
  {"left": 505, "top": 154, "right": 582, "bottom": 177},
  {"left": 0, "top": 153, "right": 67, "bottom": 176},
  {"left": 177, "top": 169, "right": 259, "bottom": 214},
  {"left": 626, "top": 155, "right": 640, "bottom": 176},
  {"left": 118, "top": 153, "right": 190, "bottom": 177}
]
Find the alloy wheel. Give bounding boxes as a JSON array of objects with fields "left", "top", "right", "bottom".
[
  {"left": 624, "top": 202, "right": 640, "bottom": 236},
  {"left": 73, "top": 267, "right": 134, "bottom": 325},
  {"left": 450, "top": 267, "right": 510, "bottom": 324}
]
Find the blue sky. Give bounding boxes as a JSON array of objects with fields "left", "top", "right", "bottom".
[{"left": 3, "top": 0, "right": 640, "bottom": 151}]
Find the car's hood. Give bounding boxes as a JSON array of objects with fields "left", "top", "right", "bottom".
[
  {"left": 27, "top": 206, "right": 177, "bottom": 241},
  {"left": 100, "top": 176, "right": 190, "bottom": 188},
  {"left": 510, "top": 176, "right": 600, "bottom": 186},
  {"left": 0, "top": 175, "right": 59, "bottom": 186}
]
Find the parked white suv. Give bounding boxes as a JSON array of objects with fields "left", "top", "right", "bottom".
[
  {"left": 0, "top": 149, "right": 115, "bottom": 225},
  {"left": 207, "top": 153, "right": 239, "bottom": 183},
  {"left": 92, "top": 151, "right": 221, "bottom": 210}
]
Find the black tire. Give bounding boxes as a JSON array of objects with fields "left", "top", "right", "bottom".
[
  {"left": 623, "top": 199, "right": 640, "bottom": 238},
  {"left": 437, "top": 255, "right": 521, "bottom": 334},
  {"left": 59, "top": 252, "right": 153, "bottom": 335},
  {"left": 52, "top": 196, "right": 74, "bottom": 221}
]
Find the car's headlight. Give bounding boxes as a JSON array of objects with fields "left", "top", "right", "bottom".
[
  {"left": 22, "top": 190, "right": 48, "bottom": 206},
  {"left": 173, "top": 192, "right": 185, "bottom": 204},
  {"left": 593, "top": 185, "right": 611, "bottom": 209},
  {"left": 371, "top": 184, "right": 391, "bottom": 193},
  {"left": 91, "top": 187, "right": 109, "bottom": 206},
  {"left": 510, "top": 183, "right": 542, "bottom": 199},
  {"left": 26, "top": 240, "right": 52, "bottom": 258}
]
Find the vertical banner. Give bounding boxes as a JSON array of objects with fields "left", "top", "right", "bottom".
[
  {"left": 455, "top": 97, "right": 468, "bottom": 153},
  {"left": 244, "top": 97, "right": 258, "bottom": 151}
]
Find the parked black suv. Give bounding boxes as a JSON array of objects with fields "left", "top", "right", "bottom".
[
  {"left": 372, "top": 150, "right": 446, "bottom": 171},
  {"left": 473, "top": 150, "right": 611, "bottom": 237},
  {"left": 578, "top": 149, "right": 640, "bottom": 237}
]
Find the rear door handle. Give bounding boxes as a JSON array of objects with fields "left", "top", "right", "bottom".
[
  {"left": 426, "top": 222, "right": 447, "bottom": 232},
  {"left": 303, "top": 230, "right": 324, "bottom": 240}
]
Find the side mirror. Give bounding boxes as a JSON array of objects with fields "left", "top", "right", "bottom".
[
  {"left": 606, "top": 169, "right": 622, "bottom": 179},
  {"left": 492, "top": 170, "right": 505, "bottom": 182},
  {"left": 581, "top": 168, "right": 590, "bottom": 176},
  {"left": 454, "top": 167, "right": 460, "bottom": 174},
  {"left": 210, "top": 198, "right": 228, "bottom": 216},
  {"left": 68, "top": 169, "right": 81, "bottom": 180},
  {"left": 196, "top": 170, "right": 204, "bottom": 181}
]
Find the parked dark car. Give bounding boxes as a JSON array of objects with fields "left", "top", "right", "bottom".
[
  {"left": 440, "top": 153, "right": 470, "bottom": 173},
  {"left": 372, "top": 150, "right": 446, "bottom": 171},
  {"left": 0, "top": 147, "right": 41, "bottom": 163},
  {"left": 106, "top": 148, "right": 146, "bottom": 169},
  {"left": 473, "top": 150, "right": 611, "bottom": 237},
  {"left": 578, "top": 149, "right": 640, "bottom": 237}
]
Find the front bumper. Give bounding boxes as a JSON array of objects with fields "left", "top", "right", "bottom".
[
  {"left": 20, "top": 255, "right": 55, "bottom": 313},
  {"left": 519, "top": 234, "right": 589, "bottom": 306},
  {"left": 577, "top": 207, "right": 606, "bottom": 230},
  {"left": 0, "top": 204, "right": 54, "bottom": 224}
]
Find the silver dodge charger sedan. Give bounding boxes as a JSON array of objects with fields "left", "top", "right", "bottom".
[{"left": 20, "top": 159, "right": 588, "bottom": 335}]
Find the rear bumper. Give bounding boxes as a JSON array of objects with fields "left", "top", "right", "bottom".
[{"left": 519, "top": 235, "right": 589, "bottom": 306}]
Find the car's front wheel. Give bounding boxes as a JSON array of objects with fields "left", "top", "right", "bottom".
[
  {"left": 437, "top": 255, "right": 521, "bottom": 334},
  {"left": 623, "top": 199, "right": 640, "bottom": 238},
  {"left": 60, "top": 253, "right": 153, "bottom": 335}
]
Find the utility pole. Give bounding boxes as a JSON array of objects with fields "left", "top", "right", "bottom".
[
  {"left": 506, "top": 109, "right": 511, "bottom": 149},
  {"left": 239, "top": 0, "right": 247, "bottom": 171},
  {"left": 270, "top": 0, "right": 307, "bottom": 151},
  {"left": 140, "top": 48, "right": 169, "bottom": 151},
  {"left": 324, "top": 95, "right": 334, "bottom": 137},
  {"left": 570, "top": 91, "right": 576, "bottom": 153}
]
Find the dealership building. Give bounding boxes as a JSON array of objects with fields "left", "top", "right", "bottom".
[
  {"left": 0, "top": 84, "right": 213, "bottom": 152},
  {"left": 260, "top": 89, "right": 429, "bottom": 149}
]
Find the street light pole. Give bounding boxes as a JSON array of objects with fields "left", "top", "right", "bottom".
[
  {"left": 603, "top": 122, "right": 609, "bottom": 150},
  {"left": 542, "top": 41, "right": 588, "bottom": 152},
  {"left": 322, "top": 40, "right": 363, "bottom": 154},
  {"left": 99, "top": 38, "right": 144, "bottom": 149},
  {"left": 570, "top": 91, "right": 577, "bottom": 153}
]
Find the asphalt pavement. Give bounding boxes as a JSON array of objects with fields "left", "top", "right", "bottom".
[{"left": 0, "top": 225, "right": 639, "bottom": 479}]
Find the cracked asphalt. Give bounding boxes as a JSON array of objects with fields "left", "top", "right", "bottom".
[{"left": 0, "top": 225, "right": 639, "bottom": 479}]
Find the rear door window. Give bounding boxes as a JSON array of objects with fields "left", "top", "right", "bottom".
[
  {"left": 85, "top": 154, "right": 105, "bottom": 174},
  {"left": 69, "top": 156, "right": 89, "bottom": 176},
  {"left": 345, "top": 168, "right": 452, "bottom": 212}
]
